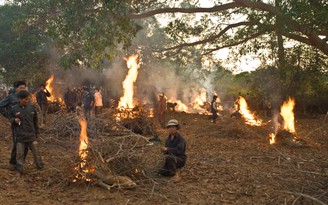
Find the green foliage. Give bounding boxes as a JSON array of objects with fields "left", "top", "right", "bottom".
[{"left": 0, "top": 4, "right": 48, "bottom": 85}]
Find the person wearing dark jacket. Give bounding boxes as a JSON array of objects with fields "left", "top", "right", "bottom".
[
  {"left": 159, "top": 119, "right": 186, "bottom": 181},
  {"left": 36, "top": 84, "right": 50, "bottom": 125},
  {"left": 82, "top": 88, "right": 94, "bottom": 120},
  {"left": 10, "top": 90, "right": 43, "bottom": 174},
  {"left": 0, "top": 81, "right": 28, "bottom": 170},
  {"left": 64, "top": 87, "right": 77, "bottom": 112},
  {"left": 210, "top": 95, "right": 219, "bottom": 123}
]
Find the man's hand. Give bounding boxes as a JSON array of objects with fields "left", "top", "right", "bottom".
[
  {"left": 14, "top": 118, "right": 21, "bottom": 125},
  {"left": 161, "top": 147, "right": 168, "bottom": 153}
]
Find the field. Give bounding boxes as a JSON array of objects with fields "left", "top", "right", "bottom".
[{"left": 0, "top": 111, "right": 327, "bottom": 205}]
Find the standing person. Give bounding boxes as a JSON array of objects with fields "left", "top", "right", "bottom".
[
  {"left": 159, "top": 119, "right": 186, "bottom": 182},
  {"left": 10, "top": 90, "right": 43, "bottom": 175},
  {"left": 82, "top": 87, "right": 94, "bottom": 120},
  {"left": 210, "top": 95, "right": 219, "bottom": 123},
  {"left": 157, "top": 93, "right": 167, "bottom": 129},
  {"left": 64, "top": 87, "right": 77, "bottom": 112},
  {"left": 0, "top": 81, "right": 28, "bottom": 170},
  {"left": 94, "top": 88, "right": 103, "bottom": 115},
  {"left": 36, "top": 84, "right": 50, "bottom": 125}
]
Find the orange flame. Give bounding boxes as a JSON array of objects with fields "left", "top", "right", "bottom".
[
  {"left": 238, "top": 96, "right": 262, "bottom": 126},
  {"left": 192, "top": 90, "right": 207, "bottom": 111},
  {"left": 45, "top": 75, "right": 56, "bottom": 102},
  {"left": 269, "top": 133, "right": 276, "bottom": 144},
  {"left": 176, "top": 100, "right": 189, "bottom": 112},
  {"left": 269, "top": 98, "right": 296, "bottom": 145},
  {"left": 280, "top": 98, "right": 295, "bottom": 133},
  {"left": 78, "top": 118, "right": 88, "bottom": 162},
  {"left": 118, "top": 54, "right": 139, "bottom": 108}
]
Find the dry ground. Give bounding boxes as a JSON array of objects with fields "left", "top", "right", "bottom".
[{"left": 0, "top": 111, "right": 327, "bottom": 205}]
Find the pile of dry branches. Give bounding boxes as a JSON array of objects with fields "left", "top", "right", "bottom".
[{"left": 43, "top": 108, "right": 162, "bottom": 191}]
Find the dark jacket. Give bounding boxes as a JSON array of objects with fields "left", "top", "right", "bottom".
[
  {"left": 10, "top": 104, "right": 38, "bottom": 143},
  {"left": 36, "top": 90, "right": 50, "bottom": 106},
  {"left": 0, "top": 93, "right": 18, "bottom": 118},
  {"left": 83, "top": 92, "right": 94, "bottom": 109},
  {"left": 165, "top": 133, "right": 187, "bottom": 162},
  {"left": 64, "top": 91, "right": 77, "bottom": 107}
]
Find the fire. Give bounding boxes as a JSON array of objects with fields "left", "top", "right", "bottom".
[
  {"left": 192, "top": 90, "right": 207, "bottom": 111},
  {"left": 280, "top": 98, "right": 295, "bottom": 133},
  {"left": 73, "top": 118, "right": 93, "bottom": 182},
  {"left": 269, "top": 98, "right": 296, "bottom": 145},
  {"left": 269, "top": 133, "right": 276, "bottom": 144},
  {"left": 118, "top": 54, "right": 140, "bottom": 109},
  {"left": 176, "top": 100, "right": 189, "bottom": 112},
  {"left": 45, "top": 75, "right": 56, "bottom": 102},
  {"left": 238, "top": 96, "right": 262, "bottom": 126},
  {"left": 78, "top": 118, "right": 88, "bottom": 161}
]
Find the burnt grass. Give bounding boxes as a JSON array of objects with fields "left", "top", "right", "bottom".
[{"left": 0, "top": 112, "right": 327, "bottom": 205}]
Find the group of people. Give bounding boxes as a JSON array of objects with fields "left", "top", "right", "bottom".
[
  {"left": 1, "top": 82, "right": 187, "bottom": 181},
  {"left": 63, "top": 86, "right": 103, "bottom": 120}
]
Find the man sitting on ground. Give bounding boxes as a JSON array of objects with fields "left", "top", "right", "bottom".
[{"left": 159, "top": 119, "right": 186, "bottom": 182}]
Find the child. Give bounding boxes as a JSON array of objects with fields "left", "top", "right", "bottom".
[{"left": 10, "top": 90, "right": 44, "bottom": 174}]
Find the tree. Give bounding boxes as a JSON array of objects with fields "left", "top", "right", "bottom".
[{"left": 0, "top": 4, "right": 49, "bottom": 86}]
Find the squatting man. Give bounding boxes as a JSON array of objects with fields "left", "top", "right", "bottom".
[{"left": 159, "top": 119, "right": 187, "bottom": 181}]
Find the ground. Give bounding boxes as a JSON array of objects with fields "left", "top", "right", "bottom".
[{"left": 0, "top": 112, "right": 327, "bottom": 205}]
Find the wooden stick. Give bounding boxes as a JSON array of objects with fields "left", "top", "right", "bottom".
[{"left": 284, "top": 191, "right": 327, "bottom": 205}]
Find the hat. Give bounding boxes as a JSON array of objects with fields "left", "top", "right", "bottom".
[{"left": 166, "top": 119, "right": 180, "bottom": 129}]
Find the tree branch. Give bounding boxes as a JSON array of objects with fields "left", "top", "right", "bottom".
[
  {"left": 159, "top": 21, "right": 255, "bottom": 52},
  {"left": 202, "top": 31, "right": 267, "bottom": 56},
  {"left": 128, "top": 2, "right": 241, "bottom": 19}
]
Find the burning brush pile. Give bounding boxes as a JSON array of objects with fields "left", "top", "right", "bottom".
[
  {"left": 43, "top": 110, "right": 161, "bottom": 191},
  {"left": 71, "top": 118, "right": 154, "bottom": 190}
]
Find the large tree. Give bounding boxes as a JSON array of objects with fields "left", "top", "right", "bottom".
[{"left": 6, "top": 0, "right": 327, "bottom": 68}]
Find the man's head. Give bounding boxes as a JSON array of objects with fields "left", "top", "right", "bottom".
[
  {"left": 40, "top": 84, "right": 45, "bottom": 91},
  {"left": 13, "top": 81, "right": 26, "bottom": 93},
  {"left": 17, "top": 90, "right": 31, "bottom": 106},
  {"left": 166, "top": 119, "right": 180, "bottom": 135},
  {"left": 159, "top": 93, "right": 164, "bottom": 98}
]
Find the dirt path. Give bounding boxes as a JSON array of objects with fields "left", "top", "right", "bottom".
[{"left": 0, "top": 113, "right": 327, "bottom": 204}]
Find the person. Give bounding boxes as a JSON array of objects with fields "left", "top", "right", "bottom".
[
  {"left": 94, "top": 88, "right": 103, "bottom": 115},
  {"left": 159, "top": 119, "right": 186, "bottom": 182},
  {"left": 64, "top": 87, "right": 77, "bottom": 112},
  {"left": 210, "top": 95, "right": 219, "bottom": 123},
  {"left": 10, "top": 90, "right": 43, "bottom": 175},
  {"left": 157, "top": 93, "right": 167, "bottom": 128},
  {"left": 0, "top": 81, "right": 28, "bottom": 170},
  {"left": 36, "top": 84, "right": 51, "bottom": 125},
  {"left": 82, "top": 87, "right": 94, "bottom": 120}
]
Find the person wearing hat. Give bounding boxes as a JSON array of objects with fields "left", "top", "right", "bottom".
[
  {"left": 159, "top": 119, "right": 186, "bottom": 181},
  {"left": 157, "top": 93, "right": 167, "bottom": 128}
]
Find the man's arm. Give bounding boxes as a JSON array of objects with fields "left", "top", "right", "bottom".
[
  {"left": 33, "top": 106, "right": 39, "bottom": 135},
  {"left": 45, "top": 89, "right": 51, "bottom": 97},
  {"left": 0, "top": 95, "right": 10, "bottom": 118}
]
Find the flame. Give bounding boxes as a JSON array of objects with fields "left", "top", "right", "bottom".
[
  {"left": 78, "top": 118, "right": 88, "bottom": 160},
  {"left": 238, "top": 96, "right": 262, "bottom": 126},
  {"left": 45, "top": 75, "right": 56, "bottom": 102},
  {"left": 176, "top": 100, "right": 189, "bottom": 112},
  {"left": 192, "top": 90, "right": 207, "bottom": 111},
  {"left": 280, "top": 98, "right": 295, "bottom": 133},
  {"left": 269, "top": 98, "right": 296, "bottom": 145},
  {"left": 73, "top": 118, "right": 93, "bottom": 182},
  {"left": 269, "top": 133, "right": 276, "bottom": 144},
  {"left": 118, "top": 54, "right": 139, "bottom": 109}
]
